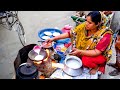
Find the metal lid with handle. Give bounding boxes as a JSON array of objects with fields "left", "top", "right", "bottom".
[{"left": 16, "top": 63, "right": 38, "bottom": 79}]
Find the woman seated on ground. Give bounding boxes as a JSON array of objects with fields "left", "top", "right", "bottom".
[{"left": 45, "top": 11, "right": 113, "bottom": 75}]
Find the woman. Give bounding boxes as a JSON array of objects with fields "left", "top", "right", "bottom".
[{"left": 46, "top": 11, "right": 113, "bottom": 75}]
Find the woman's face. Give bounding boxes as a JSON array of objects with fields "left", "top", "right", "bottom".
[{"left": 85, "top": 16, "right": 97, "bottom": 31}]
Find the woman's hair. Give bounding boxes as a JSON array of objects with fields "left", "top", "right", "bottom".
[{"left": 87, "top": 11, "right": 101, "bottom": 25}]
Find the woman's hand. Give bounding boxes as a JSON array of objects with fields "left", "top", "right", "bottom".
[
  {"left": 45, "top": 38, "right": 54, "bottom": 43},
  {"left": 69, "top": 48, "right": 81, "bottom": 57}
]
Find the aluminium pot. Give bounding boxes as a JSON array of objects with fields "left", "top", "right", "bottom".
[{"left": 63, "top": 55, "right": 83, "bottom": 77}]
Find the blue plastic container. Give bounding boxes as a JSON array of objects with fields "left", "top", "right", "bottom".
[{"left": 38, "top": 28, "right": 62, "bottom": 40}]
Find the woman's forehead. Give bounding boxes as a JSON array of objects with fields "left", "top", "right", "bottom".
[{"left": 86, "top": 16, "right": 92, "bottom": 22}]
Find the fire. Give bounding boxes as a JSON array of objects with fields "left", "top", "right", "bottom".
[
  {"left": 33, "top": 61, "right": 42, "bottom": 64},
  {"left": 33, "top": 49, "right": 50, "bottom": 64},
  {"left": 33, "top": 48, "right": 64, "bottom": 70},
  {"left": 43, "top": 49, "right": 49, "bottom": 61}
]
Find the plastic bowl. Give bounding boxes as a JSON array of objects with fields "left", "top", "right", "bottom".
[{"left": 38, "top": 28, "right": 62, "bottom": 40}]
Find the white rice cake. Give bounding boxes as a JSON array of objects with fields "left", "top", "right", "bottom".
[
  {"left": 42, "top": 36, "right": 50, "bottom": 40},
  {"left": 52, "top": 32, "right": 60, "bottom": 36},
  {"left": 44, "top": 31, "right": 52, "bottom": 36},
  {"left": 34, "top": 55, "right": 44, "bottom": 61}
]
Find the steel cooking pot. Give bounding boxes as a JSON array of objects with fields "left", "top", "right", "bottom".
[
  {"left": 63, "top": 55, "right": 83, "bottom": 77},
  {"left": 28, "top": 47, "right": 48, "bottom": 61}
]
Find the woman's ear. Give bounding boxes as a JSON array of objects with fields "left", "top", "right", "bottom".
[
  {"left": 96, "top": 22, "right": 100, "bottom": 27},
  {"left": 96, "top": 22, "right": 102, "bottom": 29}
]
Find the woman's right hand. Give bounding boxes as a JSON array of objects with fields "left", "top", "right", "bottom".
[{"left": 45, "top": 38, "right": 54, "bottom": 43}]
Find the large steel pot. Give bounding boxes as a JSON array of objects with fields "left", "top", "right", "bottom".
[{"left": 63, "top": 55, "right": 83, "bottom": 77}]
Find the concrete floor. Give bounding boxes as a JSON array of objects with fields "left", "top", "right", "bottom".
[{"left": 0, "top": 11, "right": 120, "bottom": 79}]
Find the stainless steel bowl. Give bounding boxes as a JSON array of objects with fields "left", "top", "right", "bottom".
[{"left": 63, "top": 55, "right": 83, "bottom": 77}]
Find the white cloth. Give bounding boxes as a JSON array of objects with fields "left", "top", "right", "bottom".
[
  {"left": 73, "top": 68, "right": 100, "bottom": 79},
  {"left": 50, "top": 68, "right": 101, "bottom": 79}
]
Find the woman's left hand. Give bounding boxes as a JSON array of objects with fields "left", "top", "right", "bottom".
[{"left": 69, "top": 48, "right": 81, "bottom": 56}]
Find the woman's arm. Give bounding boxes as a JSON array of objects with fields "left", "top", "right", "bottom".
[
  {"left": 53, "top": 32, "right": 70, "bottom": 41},
  {"left": 79, "top": 49, "right": 102, "bottom": 56},
  {"left": 45, "top": 32, "right": 70, "bottom": 43},
  {"left": 70, "top": 48, "right": 102, "bottom": 57}
]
